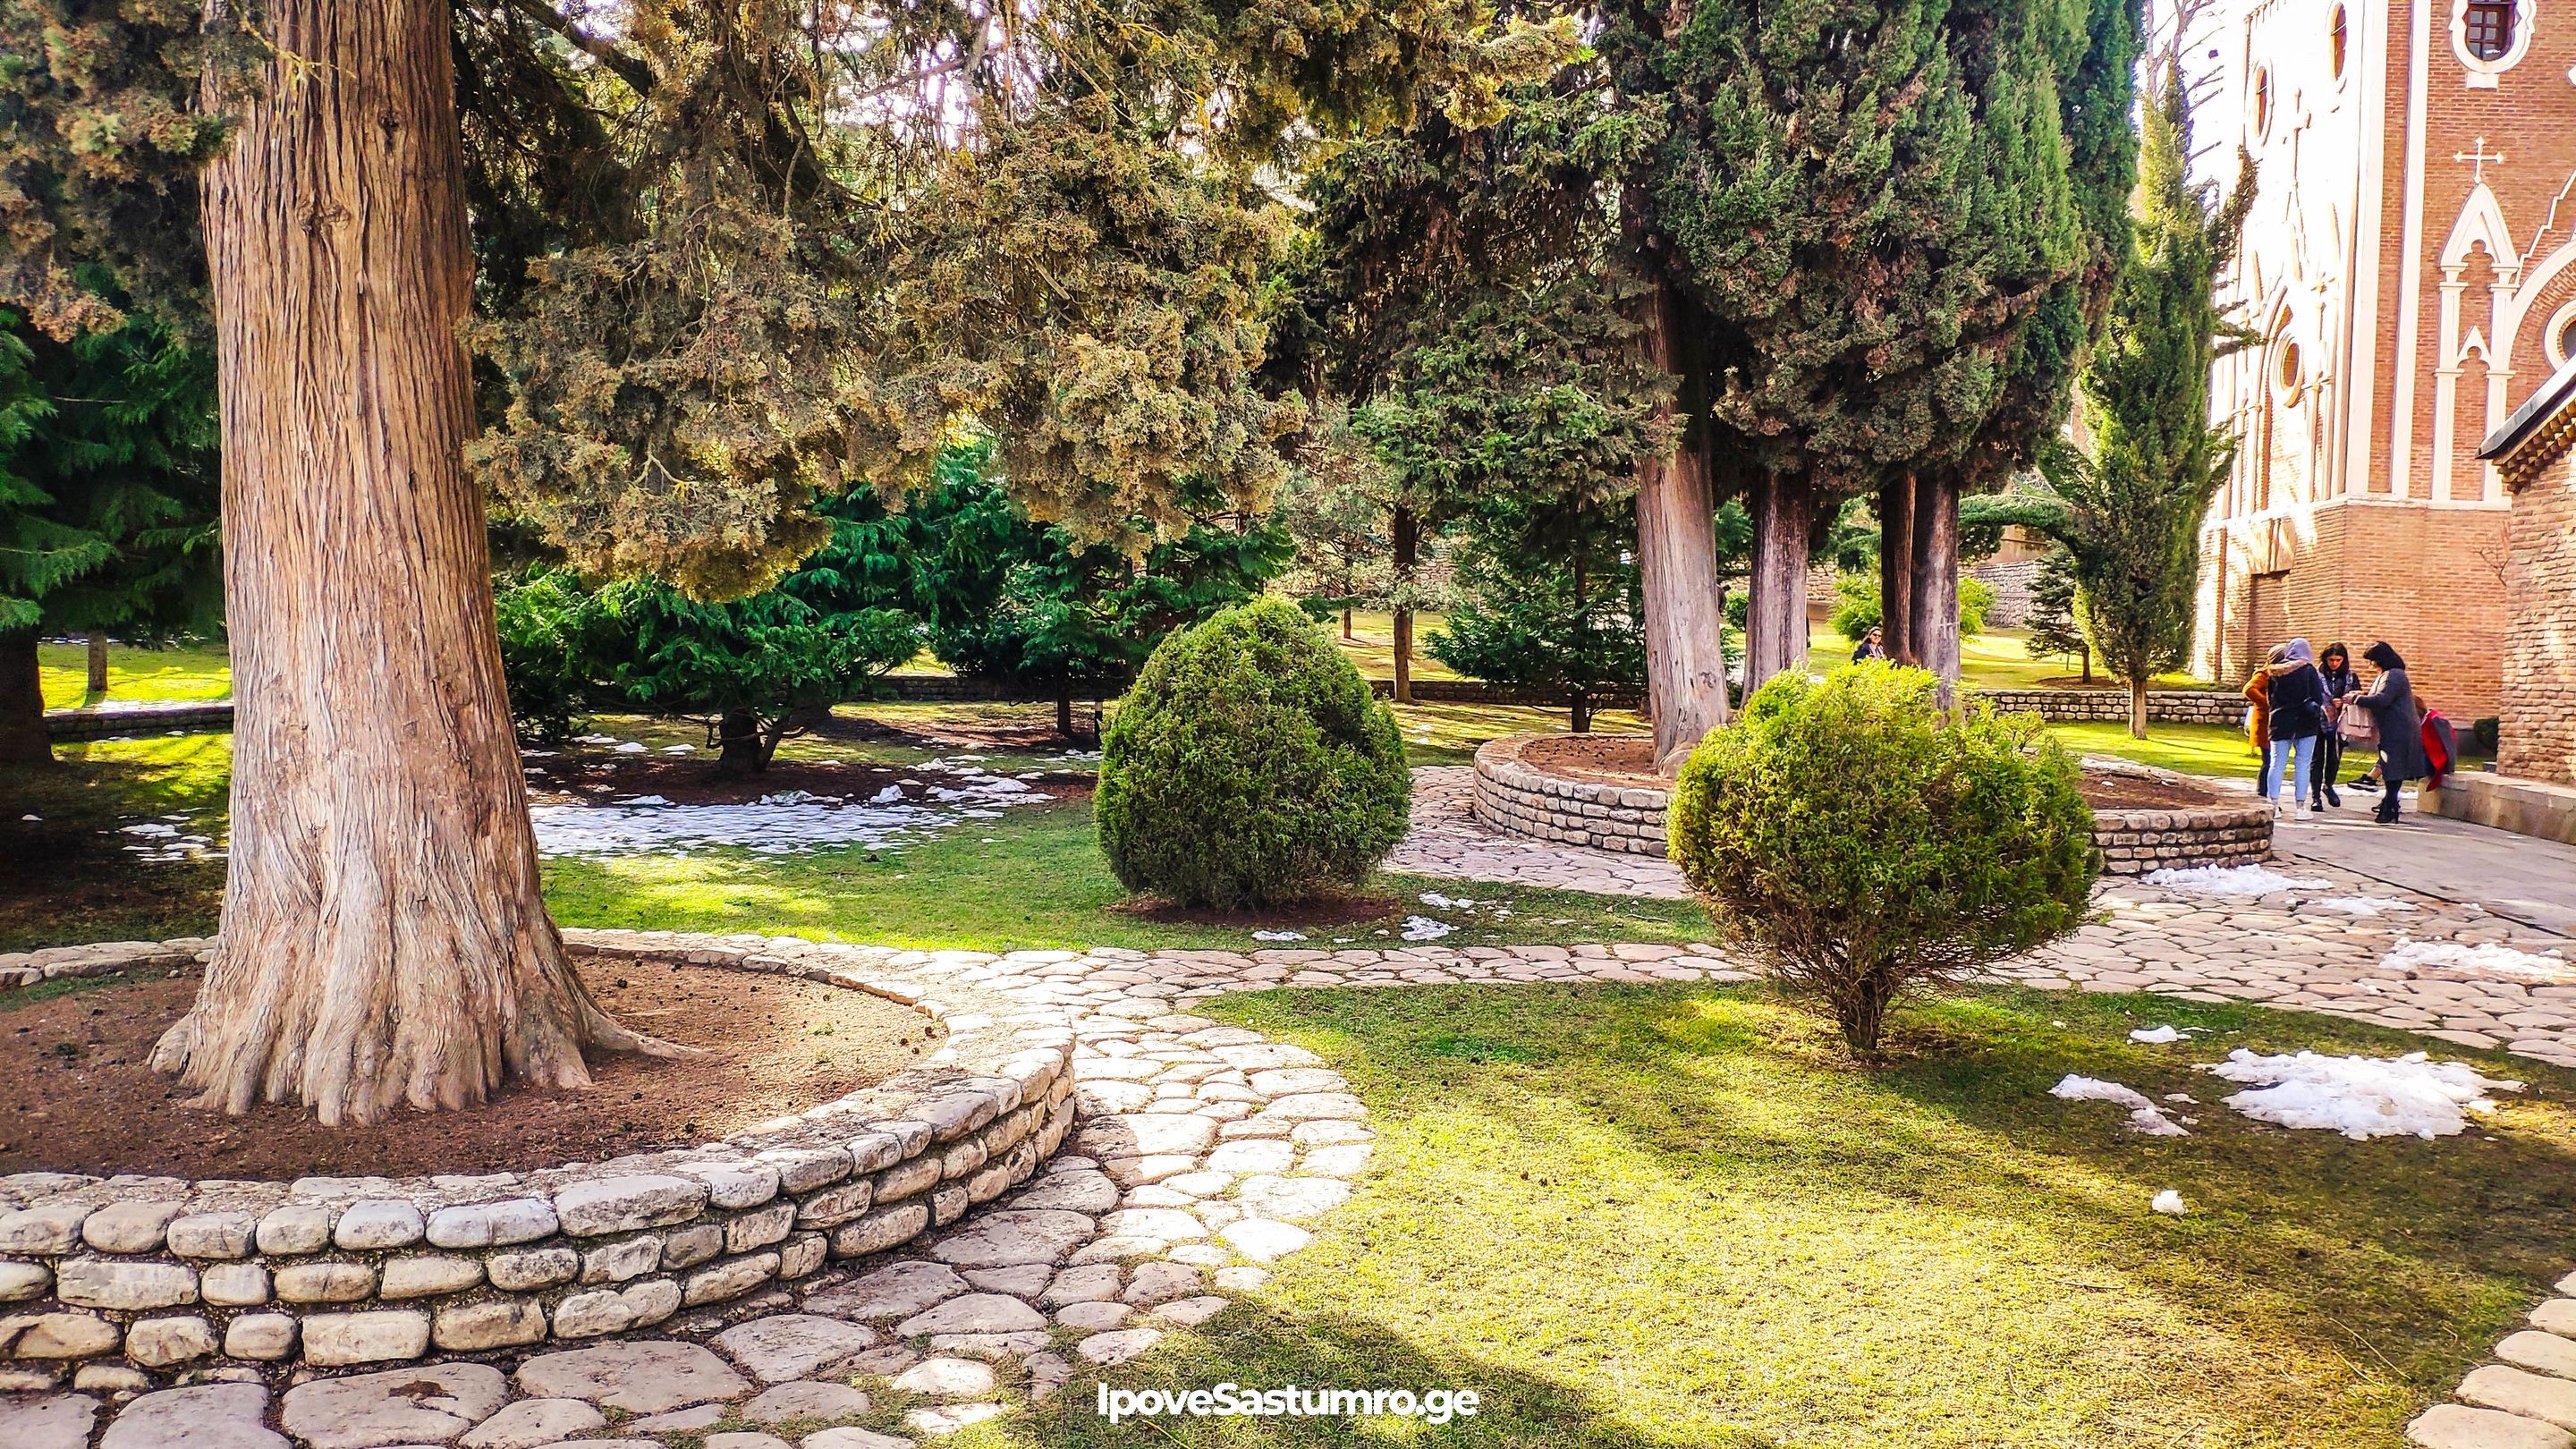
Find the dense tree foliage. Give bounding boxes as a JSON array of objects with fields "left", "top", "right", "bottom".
[
  {"left": 1431, "top": 491, "right": 1645, "bottom": 732},
  {"left": 2034, "top": 65, "right": 2250, "bottom": 736},
  {"left": 498, "top": 444, "right": 1288, "bottom": 755},
  {"left": 1276, "top": 404, "right": 1396, "bottom": 637},
  {"left": 0, "top": 306, "right": 218, "bottom": 761},
  {"left": 2023, "top": 547, "right": 2091, "bottom": 680}
]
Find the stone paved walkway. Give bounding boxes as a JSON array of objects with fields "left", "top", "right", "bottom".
[
  {"left": 1384, "top": 766, "right": 1690, "bottom": 897},
  {"left": 19, "top": 789, "right": 2576, "bottom": 1446}
]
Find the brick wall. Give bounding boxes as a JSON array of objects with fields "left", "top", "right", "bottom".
[{"left": 2502, "top": 456, "right": 2576, "bottom": 784}]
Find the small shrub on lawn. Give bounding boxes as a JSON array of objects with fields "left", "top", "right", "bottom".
[
  {"left": 1829, "top": 572, "right": 1994, "bottom": 641},
  {"left": 1097, "top": 596, "right": 1410, "bottom": 908},
  {"left": 1669, "top": 664, "right": 2097, "bottom": 1052}
]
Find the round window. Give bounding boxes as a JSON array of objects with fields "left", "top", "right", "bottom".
[{"left": 2277, "top": 341, "right": 2303, "bottom": 392}]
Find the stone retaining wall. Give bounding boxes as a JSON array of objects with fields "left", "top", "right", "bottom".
[
  {"left": 1470, "top": 737, "right": 1670, "bottom": 857},
  {"left": 0, "top": 929, "right": 1076, "bottom": 1385},
  {"left": 1471, "top": 736, "right": 2274, "bottom": 875},
  {"left": 1979, "top": 687, "right": 2242, "bottom": 726},
  {"left": 43, "top": 703, "right": 237, "bottom": 741}
]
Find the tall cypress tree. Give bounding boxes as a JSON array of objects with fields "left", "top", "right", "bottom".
[{"left": 2036, "top": 64, "right": 2252, "bottom": 737}]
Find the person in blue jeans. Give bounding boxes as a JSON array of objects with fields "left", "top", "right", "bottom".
[{"left": 2264, "top": 639, "right": 2328, "bottom": 820}]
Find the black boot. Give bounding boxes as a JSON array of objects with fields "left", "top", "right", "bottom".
[
  {"left": 2324, "top": 784, "right": 2341, "bottom": 808},
  {"left": 2375, "top": 789, "right": 2400, "bottom": 824}
]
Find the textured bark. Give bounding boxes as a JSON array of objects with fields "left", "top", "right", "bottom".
[
  {"left": 1744, "top": 472, "right": 1811, "bottom": 694},
  {"left": 1908, "top": 472, "right": 1962, "bottom": 704},
  {"left": 1055, "top": 683, "right": 1077, "bottom": 741},
  {"left": 1632, "top": 274, "right": 1731, "bottom": 768},
  {"left": 716, "top": 709, "right": 772, "bottom": 774},
  {"left": 1390, "top": 507, "right": 1418, "bottom": 705},
  {"left": 2129, "top": 678, "right": 2150, "bottom": 740},
  {"left": 157, "top": 0, "right": 666, "bottom": 1125},
  {"left": 1877, "top": 476, "right": 1916, "bottom": 666},
  {"left": 0, "top": 629, "right": 50, "bottom": 766},
  {"left": 86, "top": 634, "right": 109, "bottom": 696},
  {"left": 1341, "top": 606, "right": 1352, "bottom": 640}
]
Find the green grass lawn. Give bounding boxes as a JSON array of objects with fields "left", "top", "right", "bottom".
[
  {"left": 1806, "top": 623, "right": 2210, "bottom": 692},
  {"left": 1, "top": 734, "right": 232, "bottom": 950},
  {"left": 975, "top": 983, "right": 2576, "bottom": 1449},
  {"left": 37, "top": 640, "right": 233, "bottom": 710},
  {"left": 545, "top": 797, "right": 1709, "bottom": 953}
]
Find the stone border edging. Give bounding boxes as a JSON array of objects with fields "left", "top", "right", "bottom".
[
  {"left": 0, "top": 928, "right": 1078, "bottom": 1380},
  {"left": 1470, "top": 736, "right": 1669, "bottom": 858},
  {"left": 1470, "top": 735, "right": 2275, "bottom": 876}
]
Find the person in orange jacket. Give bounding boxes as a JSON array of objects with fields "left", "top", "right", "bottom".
[{"left": 2242, "top": 646, "right": 2284, "bottom": 801}]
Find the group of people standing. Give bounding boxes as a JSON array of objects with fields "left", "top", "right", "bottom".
[{"left": 2244, "top": 639, "right": 2425, "bottom": 825}]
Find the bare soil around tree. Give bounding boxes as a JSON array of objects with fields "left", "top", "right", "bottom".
[{"left": 0, "top": 959, "right": 929, "bottom": 1178}]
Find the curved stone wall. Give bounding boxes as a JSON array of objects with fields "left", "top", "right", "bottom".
[
  {"left": 1470, "top": 737, "right": 1670, "bottom": 857},
  {"left": 0, "top": 928, "right": 1075, "bottom": 1379},
  {"left": 1470, "top": 735, "right": 2273, "bottom": 876}
]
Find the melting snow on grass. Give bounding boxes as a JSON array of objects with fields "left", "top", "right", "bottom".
[
  {"left": 1401, "top": 916, "right": 1456, "bottom": 941},
  {"left": 2199, "top": 1049, "right": 2522, "bottom": 1140},
  {"left": 530, "top": 776, "right": 1038, "bottom": 858},
  {"left": 2380, "top": 940, "right": 2574, "bottom": 983},
  {"left": 2140, "top": 863, "right": 2330, "bottom": 896},
  {"left": 2050, "top": 1075, "right": 2190, "bottom": 1136},
  {"left": 1251, "top": 930, "right": 1307, "bottom": 942},
  {"left": 118, "top": 814, "right": 224, "bottom": 864}
]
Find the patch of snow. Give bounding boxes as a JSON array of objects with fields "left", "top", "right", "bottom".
[
  {"left": 1251, "top": 930, "right": 1307, "bottom": 942},
  {"left": 573, "top": 733, "right": 623, "bottom": 745},
  {"left": 2380, "top": 940, "right": 2573, "bottom": 983},
  {"left": 18, "top": 814, "right": 35, "bottom": 822},
  {"left": 2129, "top": 1025, "right": 2189, "bottom": 1045},
  {"left": 2150, "top": 1190, "right": 2188, "bottom": 1216},
  {"left": 1395, "top": 917, "right": 1452, "bottom": 941},
  {"left": 2140, "top": 863, "right": 2330, "bottom": 896},
  {"left": 2199, "top": 1049, "right": 2523, "bottom": 1140},
  {"left": 869, "top": 785, "right": 903, "bottom": 804},
  {"left": 120, "top": 822, "right": 178, "bottom": 838},
  {"left": 2050, "top": 1074, "right": 2190, "bottom": 1136},
  {"left": 529, "top": 770, "right": 1041, "bottom": 859},
  {"left": 2305, "top": 895, "right": 2417, "bottom": 918},
  {"left": 660, "top": 744, "right": 694, "bottom": 755},
  {"left": 1418, "top": 891, "right": 1483, "bottom": 910},
  {"left": 613, "top": 741, "right": 648, "bottom": 754}
]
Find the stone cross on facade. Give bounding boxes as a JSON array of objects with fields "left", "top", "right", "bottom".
[{"left": 2455, "top": 136, "right": 2507, "bottom": 183}]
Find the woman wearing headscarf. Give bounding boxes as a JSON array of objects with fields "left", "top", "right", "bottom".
[
  {"left": 2266, "top": 640, "right": 2328, "bottom": 819},
  {"left": 2351, "top": 641, "right": 2428, "bottom": 824},
  {"left": 2312, "top": 641, "right": 2360, "bottom": 809}
]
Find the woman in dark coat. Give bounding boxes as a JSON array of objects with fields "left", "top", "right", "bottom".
[
  {"left": 2351, "top": 641, "right": 2427, "bottom": 824},
  {"left": 2312, "top": 641, "right": 2360, "bottom": 809},
  {"left": 2266, "top": 640, "right": 2328, "bottom": 818}
]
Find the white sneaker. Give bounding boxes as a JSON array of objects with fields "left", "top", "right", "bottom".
[{"left": 2293, "top": 804, "right": 2312, "bottom": 821}]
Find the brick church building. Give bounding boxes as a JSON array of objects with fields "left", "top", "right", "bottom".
[{"left": 2190, "top": 0, "right": 2576, "bottom": 720}]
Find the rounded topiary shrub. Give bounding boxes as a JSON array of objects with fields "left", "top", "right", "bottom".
[
  {"left": 1097, "top": 597, "right": 1411, "bottom": 909},
  {"left": 1668, "top": 664, "right": 2098, "bottom": 1053}
]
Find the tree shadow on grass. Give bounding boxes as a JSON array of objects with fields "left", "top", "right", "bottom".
[
  {"left": 992, "top": 1305, "right": 1731, "bottom": 1449},
  {"left": 1199, "top": 981, "right": 2576, "bottom": 1445}
]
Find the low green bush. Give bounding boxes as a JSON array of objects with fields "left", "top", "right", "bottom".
[
  {"left": 1668, "top": 664, "right": 2097, "bottom": 1052},
  {"left": 1096, "top": 597, "right": 1411, "bottom": 908},
  {"left": 1829, "top": 572, "right": 1995, "bottom": 642}
]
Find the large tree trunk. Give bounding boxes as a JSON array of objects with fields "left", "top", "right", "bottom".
[
  {"left": 86, "top": 634, "right": 109, "bottom": 697},
  {"left": 156, "top": 0, "right": 665, "bottom": 1125},
  {"left": 1632, "top": 274, "right": 1731, "bottom": 769},
  {"left": 1907, "top": 471, "right": 1962, "bottom": 705},
  {"left": 1877, "top": 475, "right": 1915, "bottom": 665},
  {"left": 716, "top": 708, "right": 771, "bottom": 774},
  {"left": 1744, "top": 471, "right": 1811, "bottom": 695},
  {"left": 1055, "top": 682, "right": 1076, "bottom": 741},
  {"left": 1391, "top": 507, "right": 1418, "bottom": 705},
  {"left": 0, "top": 629, "right": 50, "bottom": 766}
]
